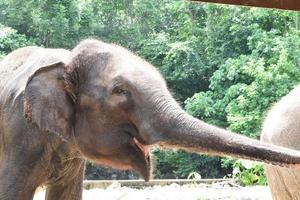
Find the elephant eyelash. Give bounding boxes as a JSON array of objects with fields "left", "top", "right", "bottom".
[{"left": 112, "top": 86, "right": 128, "bottom": 95}]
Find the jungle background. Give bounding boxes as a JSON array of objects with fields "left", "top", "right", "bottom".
[{"left": 0, "top": 0, "right": 299, "bottom": 186}]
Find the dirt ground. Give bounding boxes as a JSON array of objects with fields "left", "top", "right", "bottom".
[{"left": 33, "top": 182, "right": 272, "bottom": 200}]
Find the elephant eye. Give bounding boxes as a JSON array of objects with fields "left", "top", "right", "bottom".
[{"left": 112, "top": 86, "right": 128, "bottom": 95}]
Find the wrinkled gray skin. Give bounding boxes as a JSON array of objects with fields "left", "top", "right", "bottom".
[
  {"left": 261, "top": 86, "right": 300, "bottom": 200},
  {"left": 1, "top": 39, "right": 300, "bottom": 200}
]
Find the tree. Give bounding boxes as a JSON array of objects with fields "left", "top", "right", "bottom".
[
  {"left": 0, "top": 0, "right": 85, "bottom": 48},
  {"left": 0, "top": 24, "right": 34, "bottom": 58},
  {"left": 185, "top": 9, "right": 300, "bottom": 184}
]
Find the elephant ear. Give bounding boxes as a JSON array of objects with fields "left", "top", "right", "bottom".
[{"left": 24, "top": 62, "right": 75, "bottom": 140}]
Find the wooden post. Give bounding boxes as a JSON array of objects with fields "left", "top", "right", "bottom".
[{"left": 191, "top": 0, "right": 300, "bottom": 11}]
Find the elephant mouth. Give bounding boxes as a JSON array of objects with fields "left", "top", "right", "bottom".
[
  {"left": 132, "top": 137, "right": 151, "bottom": 181},
  {"left": 133, "top": 137, "right": 150, "bottom": 157}
]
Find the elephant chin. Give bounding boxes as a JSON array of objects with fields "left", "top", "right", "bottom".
[{"left": 132, "top": 137, "right": 151, "bottom": 181}]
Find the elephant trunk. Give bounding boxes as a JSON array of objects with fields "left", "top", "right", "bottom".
[{"left": 148, "top": 99, "right": 300, "bottom": 167}]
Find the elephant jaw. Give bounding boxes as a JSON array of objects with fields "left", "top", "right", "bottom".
[{"left": 73, "top": 135, "right": 151, "bottom": 181}]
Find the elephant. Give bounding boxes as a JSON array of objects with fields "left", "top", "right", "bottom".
[
  {"left": 261, "top": 85, "right": 300, "bottom": 200},
  {"left": 1, "top": 39, "right": 300, "bottom": 200}
]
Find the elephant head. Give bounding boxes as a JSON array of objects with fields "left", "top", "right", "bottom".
[{"left": 23, "top": 39, "right": 300, "bottom": 181}]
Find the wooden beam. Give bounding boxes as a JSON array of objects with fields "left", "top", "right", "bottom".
[{"left": 191, "top": 0, "right": 300, "bottom": 11}]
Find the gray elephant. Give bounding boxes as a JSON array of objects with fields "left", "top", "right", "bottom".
[
  {"left": 1, "top": 39, "right": 300, "bottom": 200},
  {"left": 261, "top": 86, "right": 300, "bottom": 200}
]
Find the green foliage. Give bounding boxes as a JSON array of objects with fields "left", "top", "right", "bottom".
[
  {"left": 0, "top": 0, "right": 88, "bottom": 48},
  {"left": 152, "top": 149, "right": 229, "bottom": 179},
  {"left": 140, "top": 33, "right": 211, "bottom": 101},
  {"left": 185, "top": 9, "right": 300, "bottom": 184},
  {"left": 222, "top": 159, "right": 267, "bottom": 186},
  {"left": 0, "top": 24, "right": 34, "bottom": 57},
  {"left": 185, "top": 26, "right": 300, "bottom": 137}
]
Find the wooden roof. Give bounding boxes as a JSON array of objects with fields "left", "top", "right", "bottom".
[{"left": 191, "top": 0, "right": 300, "bottom": 11}]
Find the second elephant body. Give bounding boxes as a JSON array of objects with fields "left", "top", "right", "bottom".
[{"left": 262, "top": 85, "right": 300, "bottom": 200}]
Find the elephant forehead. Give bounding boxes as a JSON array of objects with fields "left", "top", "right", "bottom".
[{"left": 109, "top": 56, "right": 165, "bottom": 85}]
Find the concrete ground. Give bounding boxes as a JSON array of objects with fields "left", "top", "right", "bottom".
[{"left": 34, "top": 181, "right": 272, "bottom": 200}]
